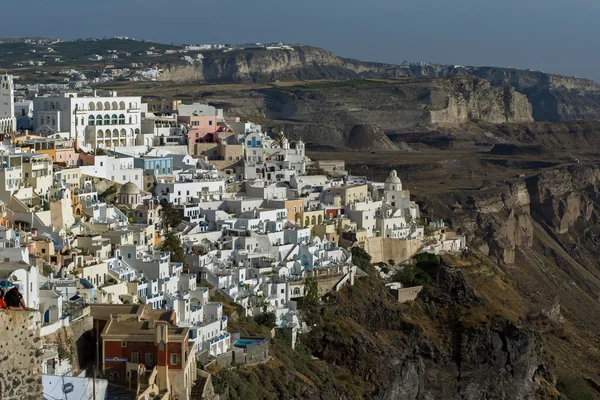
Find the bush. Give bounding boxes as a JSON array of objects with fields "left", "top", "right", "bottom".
[
  {"left": 254, "top": 312, "right": 277, "bottom": 329},
  {"left": 350, "top": 246, "right": 375, "bottom": 276},
  {"left": 394, "top": 264, "right": 432, "bottom": 287}
]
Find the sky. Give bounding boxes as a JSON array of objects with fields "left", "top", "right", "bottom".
[{"left": 4, "top": 0, "right": 600, "bottom": 81}]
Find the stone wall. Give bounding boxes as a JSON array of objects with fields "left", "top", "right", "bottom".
[
  {"left": 42, "top": 315, "right": 94, "bottom": 374},
  {"left": 0, "top": 311, "right": 43, "bottom": 400},
  {"left": 364, "top": 238, "right": 422, "bottom": 264}
]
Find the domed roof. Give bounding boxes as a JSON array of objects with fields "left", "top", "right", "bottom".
[
  {"left": 120, "top": 182, "right": 140, "bottom": 195},
  {"left": 385, "top": 170, "right": 402, "bottom": 184}
]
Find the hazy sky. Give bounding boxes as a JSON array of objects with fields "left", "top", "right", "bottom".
[{"left": 4, "top": 0, "right": 599, "bottom": 81}]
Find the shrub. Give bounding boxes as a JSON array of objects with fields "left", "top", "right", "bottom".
[
  {"left": 254, "top": 312, "right": 277, "bottom": 329},
  {"left": 393, "top": 264, "right": 432, "bottom": 287}
]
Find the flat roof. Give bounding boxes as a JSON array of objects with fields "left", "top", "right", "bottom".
[{"left": 103, "top": 320, "right": 188, "bottom": 337}]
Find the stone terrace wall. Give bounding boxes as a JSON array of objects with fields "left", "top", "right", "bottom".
[{"left": 0, "top": 311, "right": 43, "bottom": 400}]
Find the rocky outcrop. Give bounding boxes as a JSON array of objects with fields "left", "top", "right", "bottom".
[
  {"left": 305, "top": 271, "right": 551, "bottom": 400},
  {"left": 434, "top": 181, "right": 534, "bottom": 264},
  {"left": 526, "top": 165, "right": 599, "bottom": 234},
  {"left": 429, "top": 80, "right": 533, "bottom": 125}
]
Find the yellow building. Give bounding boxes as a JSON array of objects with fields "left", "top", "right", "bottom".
[
  {"left": 300, "top": 210, "right": 325, "bottom": 231},
  {"left": 324, "top": 184, "right": 368, "bottom": 206},
  {"left": 312, "top": 222, "right": 339, "bottom": 243},
  {"left": 61, "top": 167, "right": 81, "bottom": 187}
]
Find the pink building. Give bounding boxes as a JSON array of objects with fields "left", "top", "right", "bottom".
[{"left": 179, "top": 115, "right": 217, "bottom": 144}]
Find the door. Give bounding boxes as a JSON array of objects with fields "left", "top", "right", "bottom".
[{"left": 145, "top": 353, "right": 155, "bottom": 368}]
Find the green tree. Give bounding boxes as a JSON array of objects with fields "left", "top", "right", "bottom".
[
  {"left": 304, "top": 277, "right": 319, "bottom": 305},
  {"left": 162, "top": 232, "right": 185, "bottom": 263},
  {"left": 350, "top": 246, "right": 375, "bottom": 275},
  {"left": 254, "top": 311, "right": 277, "bottom": 329},
  {"left": 393, "top": 264, "right": 432, "bottom": 287},
  {"left": 159, "top": 199, "right": 182, "bottom": 233}
]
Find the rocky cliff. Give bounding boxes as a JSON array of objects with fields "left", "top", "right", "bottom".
[
  {"left": 158, "top": 46, "right": 389, "bottom": 83},
  {"left": 158, "top": 45, "right": 600, "bottom": 122},
  {"left": 203, "top": 77, "right": 533, "bottom": 148},
  {"left": 302, "top": 269, "right": 552, "bottom": 400},
  {"left": 526, "top": 165, "right": 598, "bottom": 234}
]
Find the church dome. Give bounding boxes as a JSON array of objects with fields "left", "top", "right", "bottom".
[
  {"left": 120, "top": 182, "right": 140, "bottom": 195},
  {"left": 385, "top": 170, "right": 402, "bottom": 184}
]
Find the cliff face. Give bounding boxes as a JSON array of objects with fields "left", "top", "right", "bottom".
[
  {"left": 304, "top": 270, "right": 551, "bottom": 400},
  {"left": 158, "top": 45, "right": 600, "bottom": 122},
  {"left": 427, "top": 79, "right": 533, "bottom": 125},
  {"left": 526, "top": 165, "right": 599, "bottom": 234},
  {"left": 159, "top": 46, "right": 384, "bottom": 83},
  {"left": 200, "top": 76, "right": 532, "bottom": 148}
]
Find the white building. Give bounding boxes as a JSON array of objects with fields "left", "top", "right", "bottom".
[
  {"left": 79, "top": 155, "right": 144, "bottom": 188},
  {"left": 32, "top": 91, "right": 141, "bottom": 149},
  {"left": 14, "top": 100, "right": 33, "bottom": 131},
  {"left": 155, "top": 177, "right": 225, "bottom": 205},
  {"left": 0, "top": 74, "right": 15, "bottom": 134}
]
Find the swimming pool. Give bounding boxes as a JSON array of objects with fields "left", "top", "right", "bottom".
[{"left": 234, "top": 339, "right": 256, "bottom": 347}]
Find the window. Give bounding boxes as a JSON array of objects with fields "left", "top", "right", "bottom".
[
  {"left": 170, "top": 354, "right": 178, "bottom": 365},
  {"left": 100, "top": 162, "right": 103, "bottom": 167},
  {"left": 131, "top": 353, "right": 138, "bottom": 363},
  {"left": 121, "top": 340, "right": 127, "bottom": 348},
  {"left": 209, "top": 120, "right": 213, "bottom": 126},
  {"left": 280, "top": 289, "right": 284, "bottom": 294}
]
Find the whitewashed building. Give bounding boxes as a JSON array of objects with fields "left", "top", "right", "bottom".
[{"left": 32, "top": 91, "right": 142, "bottom": 149}]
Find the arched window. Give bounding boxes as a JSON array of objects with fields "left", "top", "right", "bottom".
[
  {"left": 128, "top": 116, "right": 132, "bottom": 124},
  {"left": 111, "top": 114, "right": 118, "bottom": 125},
  {"left": 134, "top": 128, "right": 140, "bottom": 135},
  {"left": 51, "top": 102, "right": 55, "bottom": 110},
  {"left": 118, "top": 114, "right": 125, "bottom": 124},
  {"left": 88, "top": 116, "right": 95, "bottom": 126},
  {"left": 311, "top": 216, "right": 316, "bottom": 225},
  {"left": 318, "top": 215, "right": 323, "bottom": 224},
  {"left": 104, "top": 101, "right": 110, "bottom": 110},
  {"left": 112, "top": 101, "right": 118, "bottom": 110},
  {"left": 305, "top": 217, "right": 309, "bottom": 226},
  {"left": 96, "top": 102, "right": 103, "bottom": 111},
  {"left": 97, "top": 130, "right": 104, "bottom": 138},
  {"left": 104, "top": 114, "right": 110, "bottom": 125},
  {"left": 293, "top": 288, "right": 300, "bottom": 296},
  {"left": 113, "top": 129, "right": 118, "bottom": 138},
  {"left": 55, "top": 102, "right": 60, "bottom": 111},
  {"left": 119, "top": 101, "right": 125, "bottom": 110},
  {"left": 96, "top": 115, "right": 103, "bottom": 126},
  {"left": 89, "top": 102, "right": 95, "bottom": 111}
]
